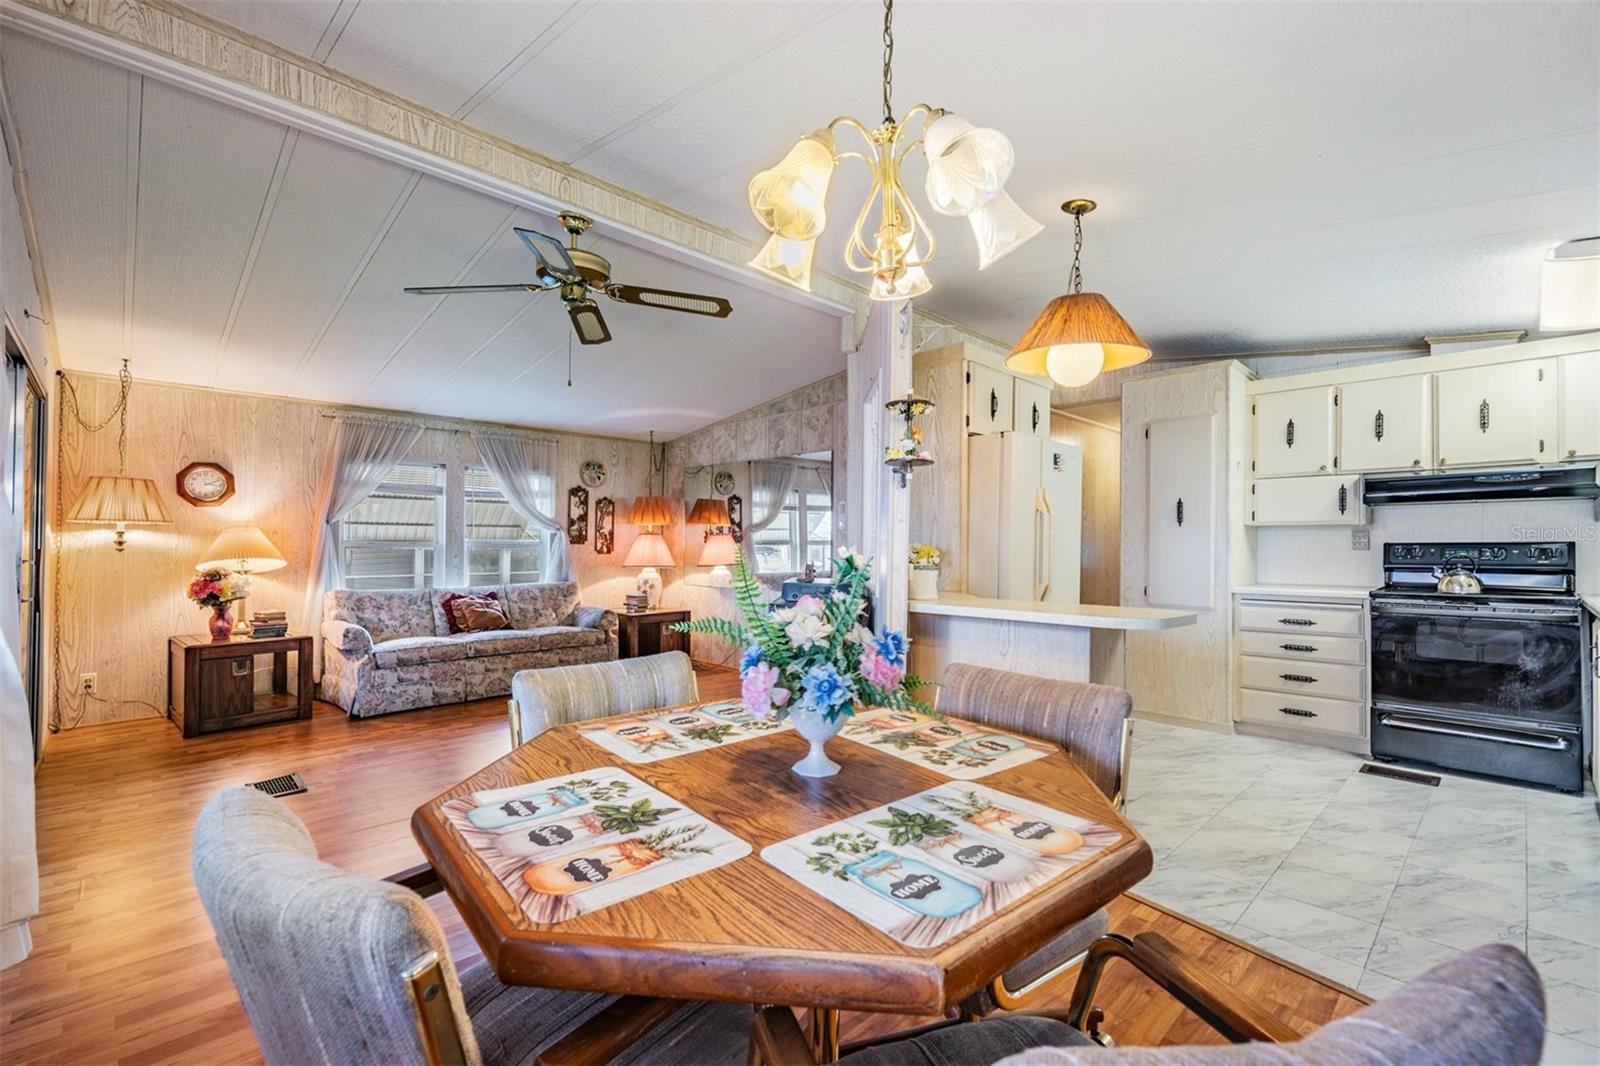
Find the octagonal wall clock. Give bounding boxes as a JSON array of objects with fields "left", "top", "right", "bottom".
[{"left": 176, "top": 461, "right": 235, "bottom": 507}]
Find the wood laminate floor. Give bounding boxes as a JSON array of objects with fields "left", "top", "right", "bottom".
[{"left": 2, "top": 667, "right": 1365, "bottom": 1064}]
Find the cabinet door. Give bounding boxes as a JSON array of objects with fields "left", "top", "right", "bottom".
[
  {"left": 1249, "top": 474, "right": 1366, "bottom": 526},
  {"left": 1338, "top": 375, "right": 1432, "bottom": 472},
  {"left": 967, "top": 363, "right": 1014, "bottom": 435},
  {"left": 1011, "top": 378, "right": 1052, "bottom": 437},
  {"left": 1558, "top": 352, "right": 1600, "bottom": 460},
  {"left": 1146, "top": 415, "right": 1214, "bottom": 609},
  {"left": 1435, "top": 360, "right": 1555, "bottom": 467},
  {"left": 1254, "top": 386, "right": 1336, "bottom": 477}
]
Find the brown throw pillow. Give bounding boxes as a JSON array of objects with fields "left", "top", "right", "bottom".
[
  {"left": 441, "top": 590, "right": 499, "bottom": 634},
  {"left": 450, "top": 595, "right": 511, "bottom": 633}
]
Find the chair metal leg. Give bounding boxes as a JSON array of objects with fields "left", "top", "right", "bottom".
[
  {"left": 1112, "top": 717, "right": 1133, "bottom": 811},
  {"left": 507, "top": 698, "right": 522, "bottom": 748},
  {"left": 806, "top": 1007, "right": 840, "bottom": 1063},
  {"left": 402, "top": 951, "right": 468, "bottom": 1066},
  {"left": 986, "top": 947, "right": 1091, "bottom": 1011}
]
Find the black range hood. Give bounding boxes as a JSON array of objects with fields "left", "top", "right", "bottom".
[{"left": 1363, "top": 464, "right": 1599, "bottom": 506}]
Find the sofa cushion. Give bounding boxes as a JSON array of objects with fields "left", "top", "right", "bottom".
[
  {"left": 454, "top": 626, "right": 606, "bottom": 657},
  {"left": 502, "top": 582, "right": 581, "bottom": 630},
  {"left": 371, "top": 636, "right": 475, "bottom": 669},
  {"left": 452, "top": 596, "right": 512, "bottom": 633},
  {"left": 324, "top": 589, "right": 434, "bottom": 645},
  {"left": 430, "top": 585, "right": 506, "bottom": 636}
]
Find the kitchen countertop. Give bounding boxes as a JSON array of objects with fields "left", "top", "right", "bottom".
[
  {"left": 907, "top": 594, "right": 1197, "bottom": 630},
  {"left": 1233, "top": 584, "right": 1375, "bottom": 600}
]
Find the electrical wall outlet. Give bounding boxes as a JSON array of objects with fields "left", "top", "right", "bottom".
[
  {"left": 1352, "top": 529, "right": 1371, "bottom": 551},
  {"left": 79, "top": 673, "right": 98, "bottom": 695}
]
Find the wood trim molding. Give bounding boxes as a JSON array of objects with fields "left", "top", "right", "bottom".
[{"left": 0, "top": 0, "right": 1009, "bottom": 357}]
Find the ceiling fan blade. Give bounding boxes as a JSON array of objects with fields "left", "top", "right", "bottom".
[
  {"left": 606, "top": 284, "right": 732, "bottom": 319},
  {"left": 403, "top": 283, "right": 548, "bottom": 295},
  {"left": 567, "top": 299, "right": 612, "bottom": 345},
  {"left": 516, "top": 227, "right": 581, "bottom": 282}
]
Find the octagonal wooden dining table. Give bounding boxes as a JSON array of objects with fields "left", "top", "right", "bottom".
[{"left": 411, "top": 702, "right": 1153, "bottom": 1055}]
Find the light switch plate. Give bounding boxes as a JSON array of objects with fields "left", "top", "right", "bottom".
[{"left": 1352, "top": 529, "right": 1371, "bottom": 551}]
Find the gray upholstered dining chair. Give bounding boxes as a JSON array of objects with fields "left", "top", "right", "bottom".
[
  {"left": 192, "top": 786, "right": 751, "bottom": 1066},
  {"left": 935, "top": 663, "right": 1134, "bottom": 1016},
  {"left": 507, "top": 650, "right": 699, "bottom": 747},
  {"left": 748, "top": 936, "right": 1544, "bottom": 1065}
]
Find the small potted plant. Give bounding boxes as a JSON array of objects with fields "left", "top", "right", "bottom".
[
  {"left": 187, "top": 568, "right": 249, "bottom": 642},
  {"left": 908, "top": 544, "right": 941, "bottom": 600},
  {"left": 672, "top": 547, "right": 932, "bottom": 778}
]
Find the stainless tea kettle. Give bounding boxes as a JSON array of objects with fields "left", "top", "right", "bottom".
[{"left": 1436, "top": 555, "right": 1483, "bottom": 595}]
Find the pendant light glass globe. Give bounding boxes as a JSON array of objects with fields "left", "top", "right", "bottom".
[
  {"left": 870, "top": 264, "right": 932, "bottom": 301},
  {"left": 749, "top": 233, "right": 817, "bottom": 291},
  {"left": 1043, "top": 344, "right": 1106, "bottom": 388},
  {"left": 967, "top": 189, "right": 1043, "bottom": 269},
  {"left": 923, "top": 112, "right": 1014, "bottom": 217},
  {"left": 747, "top": 130, "right": 836, "bottom": 241}
]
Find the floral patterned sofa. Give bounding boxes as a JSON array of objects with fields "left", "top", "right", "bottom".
[{"left": 319, "top": 582, "right": 618, "bottom": 717}]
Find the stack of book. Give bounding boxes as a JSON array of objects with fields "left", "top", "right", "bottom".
[
  {"left": 623, "top": 593, "right": 649, "bottom": 613},
  {"left": 249, "top": 609, "right": 288, "bottom": 638}
]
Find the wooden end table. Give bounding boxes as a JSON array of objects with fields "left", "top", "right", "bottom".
[
  {"left": 167, "top": 633, "right": 313, "bottom": 738},
  {"left": 616, "top": 608, "right": 690, "bottom": 659}
]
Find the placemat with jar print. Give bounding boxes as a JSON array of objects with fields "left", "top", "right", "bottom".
[
  {"left": 836, "top": 708, "right": 1055, "bottom": 779},
  {"left": 577, "top": 699, "right": 792, "bottom": 763},
  {"left": 441, "top": 767, "right": 750, "bottom": 924},
  {"left": 760, "top": 782, "right": 1121, "bottom": 948}
]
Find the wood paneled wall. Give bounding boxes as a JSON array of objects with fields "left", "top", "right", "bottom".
[
  {"left": 1050, "top": 410, "right": 1121, "bottom": 607},
  {"left": 53, "top": 374, "right": 655, "bottom": 729}
]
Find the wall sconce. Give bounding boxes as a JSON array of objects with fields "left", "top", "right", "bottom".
[{"left": 883, "top": 394, "right": 935, "bottom": 488}]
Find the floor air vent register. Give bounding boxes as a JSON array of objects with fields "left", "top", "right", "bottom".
[
  {"left": 1359, "top": 763, "right": 1440, "bottom": 787},
  {"left": 248, "top": 772, "right": 308, "bottom": 798}
]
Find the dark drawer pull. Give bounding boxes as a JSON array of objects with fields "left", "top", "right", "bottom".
[
  {"left": 1278, "top": 617, "right": 1316, "bottom": 626},
  {"left": 1279, "top": 643, "right": 1318, "bottom": 653},
  {"left": 1279, "top": 673, "right": 1319, "bottom": 684},
  {"left": 1279, "top": 707, "right": 1318, "bottom": 718}
]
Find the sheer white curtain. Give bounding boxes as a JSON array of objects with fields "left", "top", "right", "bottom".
[
  {"left": 0, "top": 510, "right": 35, "bottom": 969},
  {"left": 302, "top": 416, "right": 424, "bottom": 673},
  {"left": 747, "top": 460, "right": 798, "bottom": 572},
  {"left": 471, "top": 430, "right": 573, "bottom": 584}
]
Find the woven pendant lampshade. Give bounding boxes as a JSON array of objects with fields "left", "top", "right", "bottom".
[
  {"left": 627, "top": 495, "right": 675, "bottom": 528},
  {"left": 686, "top": 497, "right": 731, "bottom": 526}
]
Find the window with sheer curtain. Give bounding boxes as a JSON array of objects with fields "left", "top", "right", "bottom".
[
  {"left": 465, "top": 465, "right": 549, "bottom": 585},
  {"left": 338, "top": 463, "right": 442, "bottom": 590},
  {"left": 751, "top": 477, "right": 833, "bottom": 575}
]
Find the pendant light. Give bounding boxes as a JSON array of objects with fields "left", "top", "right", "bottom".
[
  {"left": 62, "top": 360, "right": 173, "bottom": 551},
  {"left": 627, "top": 430, "right": 674, "bottom": 528},
  {"left": 1006, "top": 200, "right": 1150, "bottom": 387}
]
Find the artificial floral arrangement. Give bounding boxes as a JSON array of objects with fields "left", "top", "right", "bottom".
[
  {"left": 186, "top": 568, "right": 248, "bottom": 610},
  {"left": 909, "top": 543, "right": 942, "bottom": 570},
  {"left": 672, "top": 547, "right": 933, "bottom": 723}
]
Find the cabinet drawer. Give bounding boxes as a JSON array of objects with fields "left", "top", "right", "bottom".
[
  {"left": 1239, "top": 630, "right": 1365, "bottom": 664},
  {"left": 1237, "top": 602, "right": 1363, "bottom": 636},
  {"left": 1238, "top": 688, "right": 1365, "bottom": 737},
  {"left": 1240, "top": 656, "right": 1363, "bottom": 701}
]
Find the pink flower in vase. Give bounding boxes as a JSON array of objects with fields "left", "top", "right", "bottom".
[
  {"left": 860, "top": 648, "right": 904, "bottom": 690},
  {"left": 741, "top": 662, "right": 790, "bottom": 719}
]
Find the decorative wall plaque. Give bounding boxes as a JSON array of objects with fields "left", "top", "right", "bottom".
[
  {"left": 727, "top": 494, "right": 743, "bottom": 543},
  {"left": 567, "top": 487, "right": 589, "bottom": 545},
  {"left": 594, "top": 497, "right": 615, "bottom": 555}
]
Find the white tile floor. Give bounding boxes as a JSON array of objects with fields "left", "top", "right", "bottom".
[{"left": 1123, "top": 720, "right": 1600, "bottom": 1063}]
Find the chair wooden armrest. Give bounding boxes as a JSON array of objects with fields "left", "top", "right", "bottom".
[
  {"left": 1055, "top": 932, "right": 1301, "bottom": 1045},
  {"left": 535, "top": 996, "right": 691, "bottom": 1066},
  {"left": 752, "top": 1007, "right": 821, "bottom": 1066},
  {"left": 384, "top": 862, "right": 444, "bottom": 898}
]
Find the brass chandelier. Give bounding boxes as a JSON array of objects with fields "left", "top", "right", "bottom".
[{"left": 747, "top": 0, "right": 1040, "bottom": 299}]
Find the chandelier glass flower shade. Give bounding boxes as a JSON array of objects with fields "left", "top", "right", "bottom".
[
  {"left": 1006, "top": 199, "right": 1151, "bottom": 388},
  {"left": 746, "top": 0, "right": 1039, "bottom": 299}
]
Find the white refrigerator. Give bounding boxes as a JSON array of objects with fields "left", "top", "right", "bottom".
[{"left": 967, "top": 433, "right": 1083, "bottom": 603}]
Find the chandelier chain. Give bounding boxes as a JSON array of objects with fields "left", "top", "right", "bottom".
[
  {"left": 1070, "top": 211, "right": 1085, "bottom": 295},
  {"left": 59, "top": 358, "right": 132, "bottom": 475},
  {"left": 881, "top": 0, "right": 894, "bottom": 124}
]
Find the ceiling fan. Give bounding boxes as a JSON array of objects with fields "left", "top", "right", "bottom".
[{"left": 403, "top": 212, "right": 732, "bottom": 345}]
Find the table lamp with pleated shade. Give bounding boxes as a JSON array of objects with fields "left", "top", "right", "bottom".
[
  {"left": 623, "top": 531, "right": 675, "bottom": 608},
  {"left": 197, "top": 526, "right": 287, "bottom": 634},
  {"left": 698, "top": 530, "right": 737, "bottom": 587}
]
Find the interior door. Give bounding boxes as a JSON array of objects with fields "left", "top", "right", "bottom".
[
  {"left": 1146, "top": 415, "right": 1214, "bottom": 610},
  {"left": 1254, "top": 386, "right": 1336, "bottom": 477},
  {"left": 1338, "top": 375, "right": 1432, "bottom": 472},
  {"left": 1435, "top": 359, "right": 1555, "bottom": 467},
  {"left": 4, "top": 333, "right": 45, "bottom": 759}
]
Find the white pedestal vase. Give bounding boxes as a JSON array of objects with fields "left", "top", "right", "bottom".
[{"left": 788, "top": 707, "right": 846, "bottom": 778}]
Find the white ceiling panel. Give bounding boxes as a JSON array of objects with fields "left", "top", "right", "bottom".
[
  {"left": 212, "top": 132, "right": 420, "bottom": 396},
  {"left": 127, "top": 80, "right": 287, "bottom": 382},
  {"left": 0, "top": 36, "right": 130, "bottom": 365}
]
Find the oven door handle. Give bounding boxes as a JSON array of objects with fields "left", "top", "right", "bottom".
[
  {"left": 1377, "top": 713, "right": 1573, "bottom": 751},
  {"left": 1370, "top": 602, "right": 1581, "bottom": 622}
]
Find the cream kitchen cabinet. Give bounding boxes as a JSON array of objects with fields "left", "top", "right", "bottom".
[
  {"left": 1338, "top": 374, "right": 1432, "bottom": 472},
  {"left": 1012, "top": 378, "right": 1052, "bottom": 437},
  {"left": 1557, "top": 351, "right": 1600, "bottom": 460},
  {"left": 967, "top": 362, "right": 1014, "bottom": 435},
  {"left": 1254, "top": 386, "right": 1336, "bottom": 477},
  {"left": 1248, "top": 474, "right": 1366, "bottom": 526},
  {"left": 1435, "top": 359, "right": 1557, "bottom": 468},
  {"left": 1234, "top": 592, "right": 1368, "bottom": 752},
  {"left": 1146, "top": 414, "right": 1215, "bottom": 610}
]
